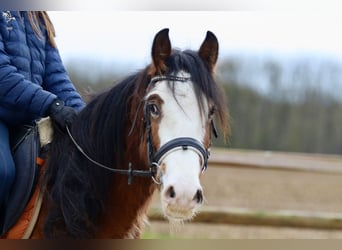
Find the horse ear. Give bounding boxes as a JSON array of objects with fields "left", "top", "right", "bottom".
[
  {"left": 199, "top": 31, "right": 219, "bottom": 72},
  {"left": 151, "top": 28, "right": 171, "bottom": 74}
]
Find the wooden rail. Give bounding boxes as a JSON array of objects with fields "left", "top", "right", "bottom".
[
  {"left": 208, "top": 148, "right": 342, "bottom": 174},
  {"left": 148, "top": 206, "right": 342, "bottom": 230}
]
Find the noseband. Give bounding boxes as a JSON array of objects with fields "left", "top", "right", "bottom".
[{"left": 67, "top": 75, "right": 215, "bottom": 185}]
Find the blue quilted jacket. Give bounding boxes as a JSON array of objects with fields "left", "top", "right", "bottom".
[{"left": 0, "top": 11, "right": 85, "bottom": 125}]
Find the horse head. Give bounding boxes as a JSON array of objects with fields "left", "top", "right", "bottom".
[{"left": 141, "top": 28, "right": 227, "bottom": 222}]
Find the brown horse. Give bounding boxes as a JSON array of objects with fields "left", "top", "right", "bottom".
[{"left": 18, "top": 28, "right": 228, "bottom": 238}]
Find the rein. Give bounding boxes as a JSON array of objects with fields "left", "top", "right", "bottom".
[
  {"left": 66, "top": 126, "right": 157, "bottom": 185},
  {"left": 66, "top": 74, "right": 214, "bottom": 185}
]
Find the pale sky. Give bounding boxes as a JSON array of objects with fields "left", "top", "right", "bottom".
[{"left": 49, "top": 11, "right": 342, "bottom": 68}]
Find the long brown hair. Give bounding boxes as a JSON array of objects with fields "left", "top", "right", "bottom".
[{"left": 27, "top": 11, "right": 56, "bottom": 48}]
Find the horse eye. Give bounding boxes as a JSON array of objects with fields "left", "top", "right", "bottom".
[{"left": 149, "top": 104, "right": 160, "bottom": 117}]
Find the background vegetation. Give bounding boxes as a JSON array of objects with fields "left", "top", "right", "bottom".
[{"left": 66, "top": 53, "right": 342, "bottom": 155}]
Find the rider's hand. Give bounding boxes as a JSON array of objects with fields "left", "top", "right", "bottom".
[{"left": 48, "top": 99, "right": 77, "bottom": 129}]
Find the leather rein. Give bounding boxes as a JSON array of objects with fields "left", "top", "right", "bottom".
[{"left": 66, "top": 75, "right": 217, "bottom": 185}]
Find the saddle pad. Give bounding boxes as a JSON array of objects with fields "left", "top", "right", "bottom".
[{"left": 37, "top": 117, "right": 53, "bottom": 147}]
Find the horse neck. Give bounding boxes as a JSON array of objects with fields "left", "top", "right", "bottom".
[
  {"left": 95, "top": 121, "right": 156, "bottom": 238},
  {"left": 96, "top": 172, "right": 156, "bottom": 238}
]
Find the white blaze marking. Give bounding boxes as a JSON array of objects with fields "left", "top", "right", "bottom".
[{"left": 146, "top": 71, "right": 208, "bottom": 220}]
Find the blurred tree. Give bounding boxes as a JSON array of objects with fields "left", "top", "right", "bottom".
[{"left": 65, "top": 55, "right": 342, "bottom": 155}]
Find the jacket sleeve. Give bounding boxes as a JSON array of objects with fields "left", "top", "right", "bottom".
[
  {"left": 0, "top": 31, "right": 57, "bottom": 117},
  {"left": 43, "top": 42, "right": 86, "bottom": 112}
]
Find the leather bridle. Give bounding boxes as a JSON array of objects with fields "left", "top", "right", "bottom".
[{"left": 66, "top": 75, "right": 216, "bottom": 185}]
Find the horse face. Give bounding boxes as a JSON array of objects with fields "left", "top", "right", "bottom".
[
  {"left": 145, "top": 71, "right": 211, "bottom": 221},
  {"left": 143, "top": 28, "right": 220, "bottom": 222}
]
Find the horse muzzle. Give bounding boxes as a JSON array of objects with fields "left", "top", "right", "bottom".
[{"left": 161, "top": 183, "right": 204, "bottom": 221}]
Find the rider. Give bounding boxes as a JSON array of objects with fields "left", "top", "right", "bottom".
[{"left": 0, "top": 11, "right": 85, "bottom": 213}]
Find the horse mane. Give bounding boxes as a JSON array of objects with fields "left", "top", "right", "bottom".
[
  {"left": 42, "top": 68, "right": 151, "bottom": 238},
  {"left": 41, "top": 48, "right": 228, "bottom": 239}
]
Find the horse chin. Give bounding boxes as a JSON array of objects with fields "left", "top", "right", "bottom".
[{"left": 161, "top": 203, "right": 200, "bottom": 223}]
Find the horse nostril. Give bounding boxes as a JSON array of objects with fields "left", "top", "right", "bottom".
[
  {"left": 166, "top": 186, "right": 176, "bottom": 199},
  {"left": 194, "top": 189, "right": 203, "bottom": 204}
]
